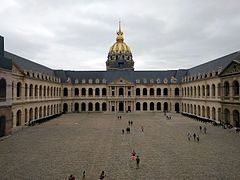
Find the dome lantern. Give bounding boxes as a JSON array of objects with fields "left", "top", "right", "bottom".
[{"left": 106, "top": 22, "right": 134, "bottom": 71}]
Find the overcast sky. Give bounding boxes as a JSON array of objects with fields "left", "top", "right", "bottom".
[{"left": 1, "top": 0, "right": 240, "bottom": 71}]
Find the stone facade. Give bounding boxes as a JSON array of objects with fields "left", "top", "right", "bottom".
[{"left": 0, "top": 28, "right": 239, "bottom": 136}]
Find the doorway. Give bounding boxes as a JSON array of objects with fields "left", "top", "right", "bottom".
[{"left": 119, "top": 102, "right": 124, "bottom": 112}]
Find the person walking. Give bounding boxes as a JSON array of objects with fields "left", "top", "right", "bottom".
[
  {"left": 136, "top": 156, "right": 140, "bottom": 169},
  {"left": 199, "top": 126, "right": 202, "bottom": 133},
  {"left": 82, "top": 171, "right": 86, "bottom": 179},
  {"left": 187, "top": 132, "right": 191, "bottom": 141},
  {"left": 197, "top": 135, "right": 200, "bottom": 142},
  {"left": 68, "top": 174, "right": 75, "bottom": 180},
  {"left": 193, "top": 133, "right": 196, "bottom": 141},
  {"left": 204, "top": 126, "right": 207, "bottom": 134},
  {"left": 128, "top": 120, "right": 131, "bottom": 126},
  {"left": 122, "top": 129, "right": 125, "bottom": 134},
  {"left": 141, "top": 126, "right": 144, "bottom": 132},
  {"left": 99, "top": 171, "right": 106, "bottom": 180}
]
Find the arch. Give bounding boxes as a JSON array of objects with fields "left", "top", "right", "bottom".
[
  {"left": 81, "top": 103, "right": 86, "bottom": 111},
  {"left": 198, "top": 105, "right": 201, "bottom": 116},
  {"left": 88, "top": 88, "right": 93, "bottom": 96},
  {"left": 119, "top": 87, "right": 124, "bottom": 96},
  {"left": 29, "top": 108, "right": 33, "bottom": 122},
  {"left": 74, "top": 103, "right": 79, "bottom": 112},
  {"left": 25, "top": 83, "right": 28, "bottom": 97},
  {"left": 102, "top": 88, "right": 107, "bottom": 96},
  {"left": 218, "top": 108, "right": 221, "bottom": 122},
  {"left": 206, "top": 85, "right": 210, "bottom": 96},
  {"left": 224, "top": 81, "right": 230, "bottom": 96},
  {"left": 43, "top": 86, "right": 46, "bottom": 97},
  {"left": 143, "top": 102, "right": 147, "bottom": 111},
  {"left": 39, "top": 107, "right": 42, "bottom": 118},
  {"left": 0, "top": 78, "right": 6, "bottom": 101},
  {"left": 102, "top": 102, "right": 107, "bottom": 111},
  {"left": 233, "top": 110, "right": 240, "bottom": 127},
  {"left": 24, "top": 109, "right": 28, "bottom": 123},
  {"left": 63, "top": 88, "right": 68, "bottom": 97},
  {"left": 47, "top": 105, "right": 50, "bottom": 116},
  {"left": 47, "top": 86, "right": 50, "bottom": 97},
  {"left": 175, "top": 88, "right": 179, "bottom": 96},
  {"left": 150, "top": 88, "right": 154, "bottom": 96},
  {"left": 74, "top": 88, "right": 79, "bottom": 96},
  {"left": 63, "top": 103, "right": 68, "bottom": 113},
  {"left": 194, "top": 86, "right": 196, "bottom": 97},
  {"left": 119, "top": 102, "right": 124, "bottom": 111},
  {"left": 16, "top": 110, "right": 21, "bottom": 126},
  {"left": 143, "top": 88, "right": 147, "bottom": 96},
  {"left": 136, "top": 88, "right": 140, "bottom": 96},
  {"left": 43, "top": 106, "right": 46, "bottom": 117},
  {"left": 211, "top": 84, "right": 216, "bottom": 97},
  {"left": 157, "top": 88, "right": 161, "bottom": 96},
  {"left": 81, "top": 88, "right": 86, "bottom": 96},
  {"left": 175, "top": 103, "right": 180, "bottom": 113},
  {"left": 88, "top": 102, "right": 93, "bottom": 111},
  {"left": 39, "top": 85, "right": 42, "bottom": 97},
  {"left": 34, "top": 107, "right": 38, "bottom": 119},
  {"left": 194, "top": 105, "right": 196, "bottom": 115},
  {"left": 50, "top": 87, "right": 53, "bottom": 97},
  {"left": 35, "top": 85, "right": 38, "bottom": 97},
  {"left": 0, "top": 116, "right": 6, "bottom": 137},
  {"left": 163, "top": 88, "right": 168, "bottom": 96},
  {"left": 190, "top": 104, "right": 193, "bottom": 114},
  {"left": 164, "top": 102, "right": 168, "bottom": 111},
  {"left": 206, "top": 106, "right": 210, "bottom": 119},
  {"left": 95, "top": 88, "right": 100, "bottom": 96},
  {"left": 150, "top": 102, "right": 154, "bottom": 111},
  {"left": 202, "top": 85, "right": 205, "bottom": 97},
  {"left": 95, "top": 102, "right": 100, "bottom": 111},
  {"left": 212, "top": 107, "right": 216, "bottom": 120},
  {"left": 202, "top": 106, "right": 205, "bottom": 117},
  {"left": 29, "top": 84, "right": 33, "bottom": 97},
  {"left": 217, "top": 83, "right": 221, "bottom": 96},
  {"left": 224, "top": 108, "right": 230, "bottom": 124},
  {"left": 198, "top": 86, "right": 201, "bottom": 97},
  {"left": 232, "top": 80, "right": 239, "bottom": 96},
  {"left": 17, "top": 82, "right": 22, "bottom": 98},
  {"left": 190, "top": 87, "right": 193, "bottom": 96},
  {"left": 157, "top": 102, "right": 161, "bottom": 111},
  {"left": 136, "top": 102, "right": 141, "bottom": 111}
]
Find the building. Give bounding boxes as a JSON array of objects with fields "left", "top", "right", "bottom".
[{"left": 0, "top": 25, "right": 239, "bottom": 137}]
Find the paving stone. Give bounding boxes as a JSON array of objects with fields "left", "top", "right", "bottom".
[{"left": 0, "top": 113, "right": 239, "bottom": 180}]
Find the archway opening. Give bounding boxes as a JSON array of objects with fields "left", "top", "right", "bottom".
[{"left": 119, "top": 102, "right": 124, "bottom": 112}]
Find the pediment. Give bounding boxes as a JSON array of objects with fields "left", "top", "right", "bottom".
[
  {"left": 109, "top": 77, "right": 132, "bottom": 85},
  {"left": 221, "top": 60, "right": 240, "bottom": 76},
  {"left": 12, "top": 64, "right": 25, "bottom": 76}
]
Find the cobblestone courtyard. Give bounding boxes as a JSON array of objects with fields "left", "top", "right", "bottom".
[{"left": 0, "top": 113, "right": 239, "bottom": 180}]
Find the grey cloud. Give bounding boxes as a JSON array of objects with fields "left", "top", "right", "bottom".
[{"left": 1, "top": 0, "right": 240, "bottom": 70}]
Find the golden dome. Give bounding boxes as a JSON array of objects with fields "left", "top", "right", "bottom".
[{"left": 108, "top": 22, "right": 132, "bottom": 55}]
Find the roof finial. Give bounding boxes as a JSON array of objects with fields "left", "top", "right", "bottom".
[{"left": 119, "top": 20, "right": 121, "bottom": 32}]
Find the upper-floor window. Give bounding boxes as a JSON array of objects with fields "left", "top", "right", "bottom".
[{"left": 0, "top": 78, "right": 6, "bottom": 101}]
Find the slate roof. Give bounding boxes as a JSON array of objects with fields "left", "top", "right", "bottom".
[
  {"left": 4, "top": 51, "right": 55, "bottom": 76},
  {"left": 3, "top": 50, "right": 239, "bottom": 84},
  {"left": 60, "top": 70, "right": 179, "bottom": 84},
  {"left": 187, "top": 51, "right": 240, "bottom": 76}
]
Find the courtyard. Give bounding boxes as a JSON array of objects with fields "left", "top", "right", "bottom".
[{"left": 0, "top": 113, "right": 239, "bottom": 180}]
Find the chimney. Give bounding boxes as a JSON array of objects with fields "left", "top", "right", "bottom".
[{"left": 0, "top": 36, "right": 3, "bottom": 57}]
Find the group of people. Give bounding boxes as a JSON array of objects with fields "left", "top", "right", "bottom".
[
  {"left": 68, "top": 170, "right": 106, "bottom": 180},
  {"left": 131, "top": 150, "right": 140, "bottom": 169},
  {"left": 187, "top": 126, "right": 208, "bottom": 142}
]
